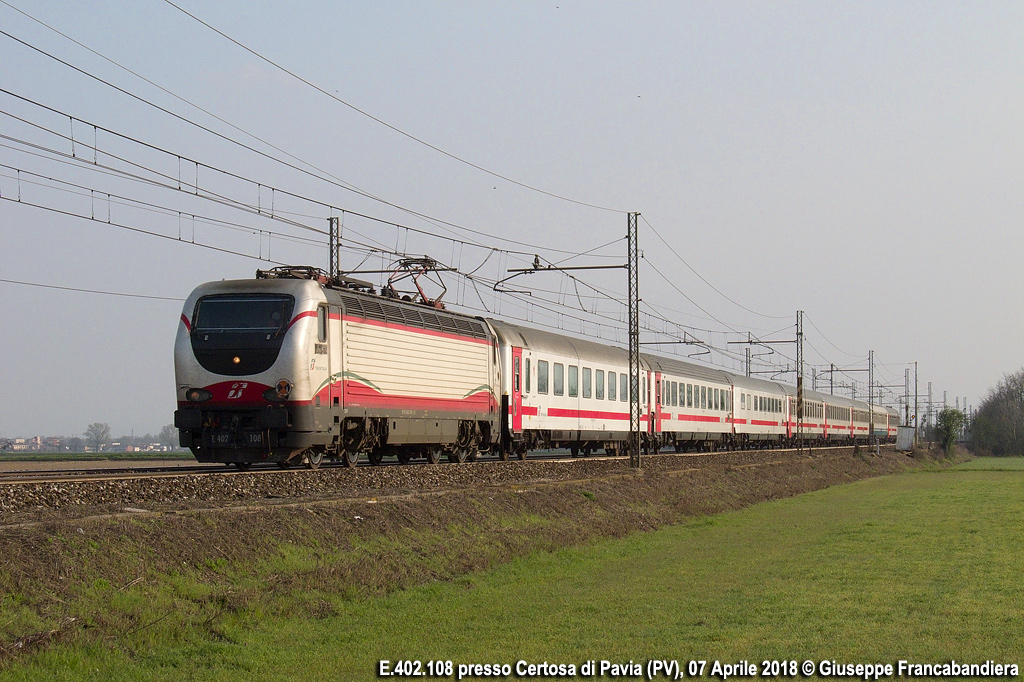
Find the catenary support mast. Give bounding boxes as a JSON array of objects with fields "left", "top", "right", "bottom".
[{"left": 628, "top": 212, "right": 641, "bottom": 469}]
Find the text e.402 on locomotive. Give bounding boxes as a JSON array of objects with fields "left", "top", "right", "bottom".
[{"left": 173, "top": 267, "right": 897, "bottom": 469}]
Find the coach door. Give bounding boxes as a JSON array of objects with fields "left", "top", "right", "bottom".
[
  {"left": 511, "top": 347, "right": 523, "bottom": 432},
  {"left": 654, "top": 373, "right": 662, "bottom": 434}
]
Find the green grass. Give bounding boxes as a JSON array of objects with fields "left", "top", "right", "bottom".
[
  {"left": 950, "top": 455, "right": 1024, "bottom": 471},
  {"left": 4, "top": 464, "right": 1023, "bottom": 680}
]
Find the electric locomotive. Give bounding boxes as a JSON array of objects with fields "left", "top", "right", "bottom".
[{"left": 174, "top": 266, "right": 500, "bottom": 469}]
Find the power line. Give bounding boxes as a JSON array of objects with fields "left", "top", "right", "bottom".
[
  {"left": 1, "top": 194, "right": 283, "bottom": 264},
  {"left": 0, "top": 28, "right": 618, "bottom": 258},
  {"left": 0, "top": 86, "right": 621, "bottom": 265},
  {"left": 161, "top": 0, "right": 626, "bottom": 214},
  {"left": 641, "top": 214, "right": 790, "bottom": 320},
  {"left": 0, "top": 277, "right": 184, "bottom": 301},
  {"left": 803, "top": 312, "right": 861, "bottom": 359},
  {"left": 0, "top": 165, "right": 325, "bottom": 249},
  {"left": 643, "top": 258, "right": 740, "bottom": 334}
]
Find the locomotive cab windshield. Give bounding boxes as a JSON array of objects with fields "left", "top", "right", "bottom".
[
  {"left": 194, "top": 294, "right": 294, "bottom": 334},
  {"left": 191, "top": 294, "right": 295, "bottom": 376}
]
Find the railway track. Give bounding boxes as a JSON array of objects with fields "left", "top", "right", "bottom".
[
  {"left": 0, "top": 445, "right": 846, "bottom": 486},
  {"left": 0, "top": 449, "right": 619, "bottom": 485}
]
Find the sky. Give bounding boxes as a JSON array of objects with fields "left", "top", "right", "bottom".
[{"left": 1, "top": 1, "right": 1022, "bottom": 438}]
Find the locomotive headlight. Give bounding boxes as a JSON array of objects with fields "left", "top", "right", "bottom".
[
  {"left": 263, "top": 379, "right": 292, "bottom": 402},
  {"left": 185, "top": 387, "right": 213, "bottom": 402},
  {"left": 232, "top": 356, "right": 241, "bottom": 364}
]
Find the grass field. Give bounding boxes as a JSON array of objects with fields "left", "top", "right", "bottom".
[{"left": 2, "top": 457, "right": 1021, "bottom": 680}]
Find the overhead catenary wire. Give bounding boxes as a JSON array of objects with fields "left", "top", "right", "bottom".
[
  {"left": 0, "top": 194, "right": 286, "bottom": 264},
  {"left": 160, "top": 0, "right": 625, "bottom": 214},
  {"left": 0, "top": 28, "right": 621, "bottom": 258},
  {"left": 0, "top": 20, "right": 893, "bottom": 384},
  {"left": 0, "top": 88, "right": 622, "bottom": 266},
  {"left": 0, "top": 165, "right": 327, "bottom": 249},
  {"left": 0, "top": 277, "right": 184, "bottom": 301},
  {"left": 641, "top": 214, "right": 790, "bottom": 321},
  {"left": 803, "top": 312, "right": 862, "bottom": 359}
]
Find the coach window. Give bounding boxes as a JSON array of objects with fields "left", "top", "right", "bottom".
[
  {"left": 317, "top": 306, "right": 327, "bottom": 342},
  {"left": 569, "top": 365, "right": 579, "bottom": 398},
  {"left": 524, "top": 359, "right": 531, "bottom": 394},
  {"left": 513, "top": 357, "right": 521, "bottom": 393},
  {"left": 595, "top": 369, "right": 605, "bottom": 399},
  {"left": 740, "top": 393, "right": 745, "bottom": 409},
  {"left": 554, "top": 363, "right": 565, "bottom": 396},
  {"left": 537, "top": 360, "right": 549, "bottom": 394},
  {"left": 668, "top": 381, "right": 675, "bottom": 406},
  {"left": 700, "top": 386, "right": 706, "bottom": 409},
  {"left": 687, "top": 384, "right": 693, "bottom": 407},
  {"left": 581, "top": 367, "right": 591, "bottom": 399},
  {"left": 608, "top": 372, "right": 616, "bottom": 401},
  {"left": 620, "top": 373, "right": 628, "bottom": 402}
]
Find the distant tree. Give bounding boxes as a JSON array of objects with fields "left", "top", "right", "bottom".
[
  {"left": 972, "top": 369, "right": 1024, "bottom": 456},
  {"left": 158, "top": 424, "right": 177, "bottom": 448},
  {"left": 84, "top": 422, "right": 111, "bottom": 451},
  {"left": 935, "top": 408, "right": 965, "bottom": 453},
  {"left": 65, "top": 436, "right": 84, "bottom": 452}
]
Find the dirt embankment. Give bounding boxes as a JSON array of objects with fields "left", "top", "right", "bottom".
[{"left": 0, "top": 445, "right": 967, "bottom": 662}]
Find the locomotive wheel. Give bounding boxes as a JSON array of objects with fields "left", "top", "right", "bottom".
[
  {"left": 234, "top": 462, "right": 252, "bottom": 472},
  {"left": 424, "top": 447, "right": 441, "bottom": 465},
  {"left": 517, "top": 447, "right": 528, "bottom": 461},
  {"left": 570, "top": 445, "right": 580, "bottom": 458},
  {"left": 340, "top": 448, "right": 359, "bottom": 468},
  {"left": 305, "top": 449, "right": 323, "bottom": 470},
  {"left": 367, "top": 450, "right": 384, "bottom": 466},
  {"left": 464, "top": 446, "right": 479, "bottom": 463},
  {"left": 397, "top": 451, "right": 412, "bottom": 465},
  {"left": 498, "top": 448, "right": 510, "bottom": 461},
  {"left": 447, "top": 448, "right": 467, "bottom": 464}
]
